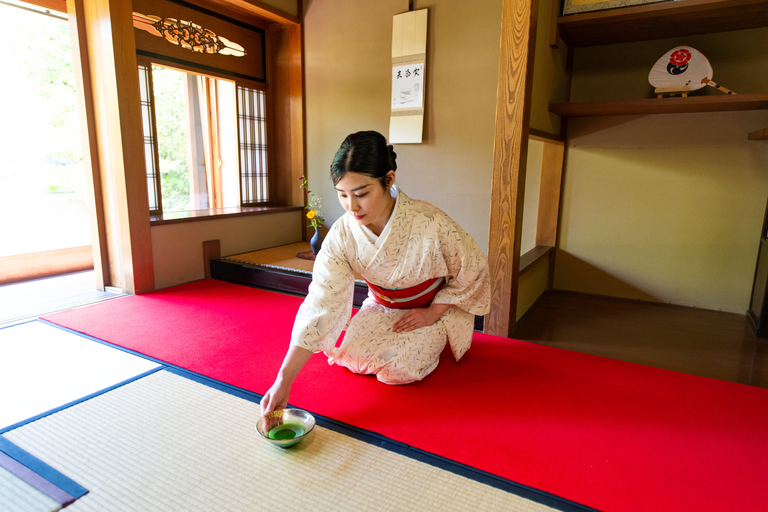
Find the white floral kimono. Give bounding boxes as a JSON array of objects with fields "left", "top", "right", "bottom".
[{"left": 290, "top": 187, "right": 490, "bottom": 384}]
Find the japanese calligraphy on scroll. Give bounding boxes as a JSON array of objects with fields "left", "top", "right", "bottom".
[{"left": 389, "top": 9, "right": 428, "bottom": 144}]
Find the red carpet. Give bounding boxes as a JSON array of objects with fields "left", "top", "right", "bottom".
[{"left": 44, "top": 279, "right": 768, "bottom": 512}]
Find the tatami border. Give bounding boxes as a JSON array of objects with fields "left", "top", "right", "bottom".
[{"left": 35, "top": 319, "right": 597, "bottom": 512}]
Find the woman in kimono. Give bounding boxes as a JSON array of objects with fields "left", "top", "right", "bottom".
[{"left": 260, "top": 130, "right": 490, "bottom": 417}]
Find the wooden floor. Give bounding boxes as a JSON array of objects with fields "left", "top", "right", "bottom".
[
  {"left": 0, "top": 271, "right": 123, "bottom": 328},
  {"left": 514, "top": 290, "right": 768, "bottom": 389}
]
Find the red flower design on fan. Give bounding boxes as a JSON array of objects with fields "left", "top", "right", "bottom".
[{"left": 669, "top": 49, "right": 692, "bottom": 66}]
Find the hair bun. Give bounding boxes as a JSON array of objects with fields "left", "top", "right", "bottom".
[{"left": 386, "top": 144, "right": 398, "bottom": 171}]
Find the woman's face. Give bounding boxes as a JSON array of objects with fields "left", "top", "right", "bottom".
[{"left": 335, "top": 170, "right": 395, "bottom": 236}]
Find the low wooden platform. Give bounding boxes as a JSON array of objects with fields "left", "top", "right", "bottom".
[
  {"left": 211, "top": 242, "right": 370, "bottom": 306},
  {"left": 211, "top": 242, "right": 484, "bottom": 330}
]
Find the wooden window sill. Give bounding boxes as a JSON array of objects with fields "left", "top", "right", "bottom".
[{"left": 150, "top": 205, "right": 304, "bottom": 226}]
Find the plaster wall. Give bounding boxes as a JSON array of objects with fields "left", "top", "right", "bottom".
[
  {"left": 151, "top": 211, "right": 302, "bottom": 289},
  {"left": 558, "top": 29, "right": 768, "bottom": 314},
  {"left": 303, "top": 0, "right": 502, "bottom": 253}
]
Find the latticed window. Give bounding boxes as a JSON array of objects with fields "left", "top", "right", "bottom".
[
  {"left": 237, "top": 86, "right": 268, "bottom": 205},
  {"left": 138, "top": 63, "right": 269, "bottom": 215},
  {"left": 137, "top": 63, "right": 162, "bottom": 214}
]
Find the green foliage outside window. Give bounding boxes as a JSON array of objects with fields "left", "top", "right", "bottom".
[{"left": 152, "top": 66, "right": 193, "bottom": 212}]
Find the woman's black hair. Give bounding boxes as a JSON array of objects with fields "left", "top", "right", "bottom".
[{"left": 330, "top": 130, "right": 397, "bottom": 189}]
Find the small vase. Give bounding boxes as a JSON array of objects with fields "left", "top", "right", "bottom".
[{"left": 310, "top": 226, "right": 323, "bottom": 256}]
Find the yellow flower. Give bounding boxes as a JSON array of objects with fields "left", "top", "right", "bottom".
[{"left": 306, "top": 210, "right": 316, "bottom": 219}]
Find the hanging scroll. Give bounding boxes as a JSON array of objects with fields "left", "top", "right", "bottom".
[{"left": 389, "top": 9, "right": 428, "bottom": 144}]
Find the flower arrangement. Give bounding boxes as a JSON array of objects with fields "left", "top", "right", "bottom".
[{"left": 298, "top": 176, "right": 324, "bottom": 229}]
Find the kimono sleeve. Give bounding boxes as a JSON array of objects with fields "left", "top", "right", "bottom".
[
  {"left": 290, "top": 222, "right": 356, "bottom": 353},
  {"left": 432, "top": 214, "right": 491, "bottom": 317}
]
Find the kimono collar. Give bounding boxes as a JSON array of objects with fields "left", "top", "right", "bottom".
[
  {"left": 352, "top": 187, "right": 416, "bottom": 283},
  {"left": 360, "top": 185, "right": 400, "bottom": 247}
]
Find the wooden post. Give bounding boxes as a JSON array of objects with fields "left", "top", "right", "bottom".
[
  {"left": 203, "top": 240, "right": 221, "bottom": 279},
  {"left": 67, "top": 0, "right": 154, "bottom": 294},
  {"left": 486, "top": 0, "right": 539, "bottom": 338},
  {"left": 536, "top": 139, "right": 565, "bottom": 289},
  {"left": 67, "top": 0, "right": 109, "bottom": 290},
  {"left": 535, "top": 140, "right": 565, "bottom": 248}
]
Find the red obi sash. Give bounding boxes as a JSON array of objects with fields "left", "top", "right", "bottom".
[{"left": 362, "top": 276, "right": 446, "bottom": 309}]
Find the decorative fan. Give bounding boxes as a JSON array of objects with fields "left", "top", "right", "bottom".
[{"left": 648, "top": 46, "right": 736, "bottom": 96}]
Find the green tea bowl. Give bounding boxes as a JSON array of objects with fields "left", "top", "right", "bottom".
[{"left": 256, "top": 408, "right": 315, "bottom": 448}]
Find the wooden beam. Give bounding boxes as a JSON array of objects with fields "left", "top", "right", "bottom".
[
  {"left": 67, "top": 0, "right": 109, "bottom": 289},
  {"left": 199, "top": 0, "right": 300, "bottom": 25},
  {"left": 266, "top": 20, "right": 306, "bottom": 238},
  {"left": 0, "top": 247, "right": 94, "bottom": 286},
  {"left": 486, "top": 0, "right": 539, "bottom": 338},
  {"left": 71, "top": 0, "right": 154, "bottom": 294},
  {"left": 749, "top": 128, "right": 768, "bottom": 141},
  {"left": 26, "top": 0, "right": 67, "bottom": 13},
  {"left": 548, "top": 0, "right": 559, "bottom": 48},
  {"left": 535, "top": 140, "right": 565, "bottom": 247}
]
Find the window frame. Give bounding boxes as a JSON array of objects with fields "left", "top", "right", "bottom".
[{"left": 137, "top": 57, "right": 272, "bottom": 219}]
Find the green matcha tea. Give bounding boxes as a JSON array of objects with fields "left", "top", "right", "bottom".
[{"left": 267, "top": 422, "right": 305, "bottom": 440}]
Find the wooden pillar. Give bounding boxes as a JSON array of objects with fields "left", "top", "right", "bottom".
[
  {"left": 67, "top": 0, "right": 108, "bottom": 290},
  {"left": 485, "top": 0, "right": 539, "bottom": 337},
  {"left": 266, "top": 19, "right": 305, "bottom": 237},
  {"left": 535, "top": 140, "right": 565, "bottom": 248},
  {"left": 536, "top": 139, "right": 565, "bottom": 289},
  {"left": 67, "top": 0, "right": 154, "bottom": 294}
]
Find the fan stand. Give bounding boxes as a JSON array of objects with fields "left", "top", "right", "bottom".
[{"left": 655, "top": 86, "right": 691, "bottom": 98}]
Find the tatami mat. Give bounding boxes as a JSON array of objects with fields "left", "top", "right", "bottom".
[
  {"left": 0, "top": 321, "right": 160, "bottom": 430},
  {"left": 221, "top": 242, "right": 316, "bottom": 273},
  {"left": 4, "top": 371, "right": 556, "bottom": 512},
  {"left": 222, "top": 242, "right": 365, "bottom": 281},
  {"left": 0, "top": 466, "right": 61, "bottom": 512}
]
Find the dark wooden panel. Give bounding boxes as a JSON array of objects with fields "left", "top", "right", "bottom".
[
  {"left": 558, "top": 0, "right": 768, "bottom": 47},
  {"left": 132, "top": 0, "right": 266, "bottom": 83}
]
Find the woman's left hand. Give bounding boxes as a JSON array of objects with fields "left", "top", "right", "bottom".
[{"left": 392, "top": 303, "right": 453, "bottom": 333}]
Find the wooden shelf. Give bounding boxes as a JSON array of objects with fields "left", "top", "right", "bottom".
[
  {"left": 550, "top": 93, "right": 768, "bottom": 117},
  {"left": 749, "top": 129, "right": 768, "bottom": 140},
  {"left": 558, "top": 0, "right": 768, "bottom": 47}
]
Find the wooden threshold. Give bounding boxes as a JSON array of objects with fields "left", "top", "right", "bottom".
[{"left": 0, "top": 246, "right": 94, "bottom": 285}]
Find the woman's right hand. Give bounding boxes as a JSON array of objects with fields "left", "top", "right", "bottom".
[
  {"left": 259, "top": 346, "right": 313, "bottom": 418},
  {"left": 260, "top": 378, "right": 292, "bottom": 417}
]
